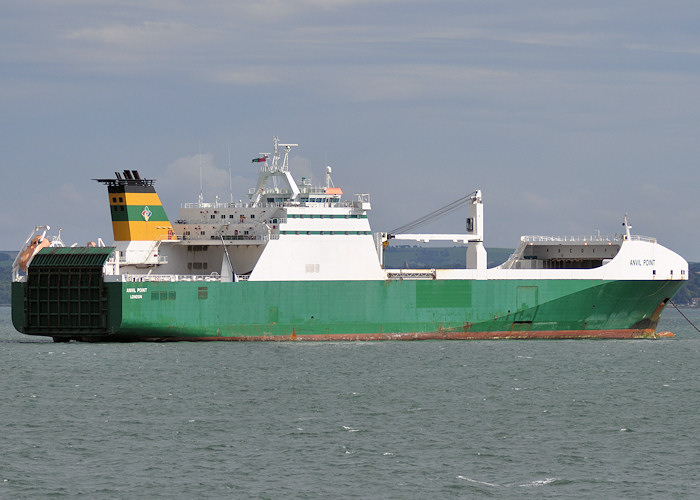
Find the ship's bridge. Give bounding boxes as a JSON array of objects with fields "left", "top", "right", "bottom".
[{"left": 249, "top": 138, "right": 346, "bottom": 209}]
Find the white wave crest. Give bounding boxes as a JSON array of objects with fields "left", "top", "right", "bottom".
[
  {"left": 457, "top": 476, "right": 499, "bottom": 487},
  {"left": 519, "top": 477, "right": 557, "bottom": 487}
]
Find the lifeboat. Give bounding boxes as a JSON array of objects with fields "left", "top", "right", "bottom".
[{"left": 18, "top": 235, "right": 50, "bottom": 271}]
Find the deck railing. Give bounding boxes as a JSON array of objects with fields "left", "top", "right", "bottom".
[
  {"left": 520, "top": 234, "right": 656, "bottom": 244},
  {"left": 120, "top": 272, "right": 251, "bottom": 283}
]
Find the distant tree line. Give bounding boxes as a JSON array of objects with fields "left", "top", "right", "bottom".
[
  {"left": 0, "top": 252, "right": 12, "bottom": 306},
  {"left": 383, "top": 246, "right": 513, "bottom": 270},
  {"left": 671, "top": 262, "right": 700, "bottom": 306}
]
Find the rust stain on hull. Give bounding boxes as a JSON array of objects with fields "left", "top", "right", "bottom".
[{"left": 152, "top": 328, "right": 663, "bottom": 342}]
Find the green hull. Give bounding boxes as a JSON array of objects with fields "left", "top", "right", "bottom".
[{"left": 12, "top": 277, "right": 683, "bottom": 341}]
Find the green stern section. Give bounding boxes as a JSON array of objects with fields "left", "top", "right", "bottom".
[{"left": 12, "top": 247, "right": 122, "bottom": 341}]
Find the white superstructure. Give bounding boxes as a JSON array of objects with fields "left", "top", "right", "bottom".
[
  {"left": 159, "top": 137, "right": 384, "bottom": 282},
  {"left": 15, "top": 138, "right": 686, "bottom": 288}
]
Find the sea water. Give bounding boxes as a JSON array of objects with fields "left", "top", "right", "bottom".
[{"left": 2, "top": 306, "right": 700, "bottom": 499}]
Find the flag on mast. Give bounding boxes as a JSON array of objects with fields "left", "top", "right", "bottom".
[{"left": 252, "top": 156, "right": 268, "bottom": 163}]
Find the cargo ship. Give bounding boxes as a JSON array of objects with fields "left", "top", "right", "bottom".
[{"left": 11, "top": 138, "right": 688, "bottom": 342}]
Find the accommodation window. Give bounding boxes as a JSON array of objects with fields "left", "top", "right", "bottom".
[
  {"left": 188, "top": 262, "right": 209, "bottom": 270},
  {"left": 151, "top": 291, "right": 177, "bottom": 301}
]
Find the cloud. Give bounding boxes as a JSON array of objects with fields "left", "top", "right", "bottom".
[
  {"left": 56, "top": 183, "right": 84, "bottom": 204},
  {"left": 63, "top": 21, "right": 191, "bottom": 46},
  {"left": 4, "top": 0, "right": 700, "bottom": 260},
  {"left": 58, "top": 20, "right": 217, "bottom": 71},
  {"left": 158, "top": 153, "right": 257, "bottom": 212},
  {"left": 208, "top": 67, "right": 282, "bottom": 86},
  {"left": 162, "top": 153, "right": 227, "bottom": 197},
  {"left": 289, "top": 155, "right": 314, "bottom": 183}
]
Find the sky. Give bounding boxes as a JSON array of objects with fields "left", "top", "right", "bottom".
[{"left": 2, "top": 1, "right": 700, "bottom": 259}]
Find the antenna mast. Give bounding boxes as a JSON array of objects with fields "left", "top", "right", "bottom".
[
  {"left": 228, "top": 143, "right": 233, "bottom": 204},
  {"left": 198, "top": 142, "right": 203, "bottom": 207}
]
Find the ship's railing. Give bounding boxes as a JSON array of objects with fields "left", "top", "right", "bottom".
[
  {"left": 117, "top": 255, "right": 168, "bottom": 265},
  {"left": 173, "top": 218, "right": 286, "bottom": 225},
  {"left": 625, "top": 235, "right": 657, "bottom": 243},
  {"left": 121, "top": 273, "right": 223, "bottom": 283},
  {"left": 386, "top": 269, "right": 437, "bottom": 280},
  {"left": 120, "top": 272, "right": 254, "bottom": 282},
  {"left": 216, "top": 234, "right": 278, "bottom": 241},
  {"left": 182, "top": 201, "right": 247, "bottom": 209},
  {"left": 181, "top": 200, "right": 358, "bottom": 209},
  {"left": 520, "top": 234, "right": 656, "bottom": 244},
  {"left": 521, "top": 235, "right": 617, "bottom": 243},
  {"left": 266, "top": 201, "right": 358, "bottom": 208},
  {"left": 176, "top": 233, "right": 278, "bottom": 242}
]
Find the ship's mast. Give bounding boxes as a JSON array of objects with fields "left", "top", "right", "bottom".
[
  {"left": 623, "top": 214, "right": 632, "bottom": 240},
  {"left": 249, "top": 137, "right": 300, "bottom": 207},
  {"left": 325, "top": 166, "right": 334, "bottom": 188}
]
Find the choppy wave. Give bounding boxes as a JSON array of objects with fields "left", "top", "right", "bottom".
[
  {"left": 2, "top": 307, "right": 700, "bottom": 498},
  {"left": 457, "top": 476, "right": 559, "bottom": 488}
]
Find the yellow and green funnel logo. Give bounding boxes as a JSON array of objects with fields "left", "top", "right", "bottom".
[{"left": 141, "top": 206, "right": 152, "bottom": 221}]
